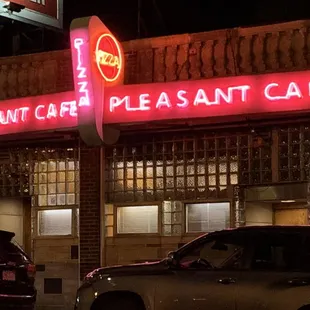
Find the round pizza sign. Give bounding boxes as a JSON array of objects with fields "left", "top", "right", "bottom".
[{"left": 95, "top": 33, "right": 123, "bottom": 83}]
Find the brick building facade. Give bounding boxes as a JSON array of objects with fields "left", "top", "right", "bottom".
[{"left": 0, "top": 19, "right": 310, "bottom": 309}]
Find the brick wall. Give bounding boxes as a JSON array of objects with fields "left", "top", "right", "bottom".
[
  {"left": 79, "top": 145, "right": 101, "bottom": 279},
  {"left": 1, "top": 20, "right": 310, "bottom": 100}
]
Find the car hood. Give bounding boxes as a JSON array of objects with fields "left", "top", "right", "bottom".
[{"left": 90, "top": 260, "right": 169, "bottom": 278}]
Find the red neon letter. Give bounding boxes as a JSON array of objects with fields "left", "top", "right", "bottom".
[
  {"left": 194, "top": 89, "right": 209, "bottom": 106},
  {"left": 177, "top": 90, "right": 189, "bottom": 108},
  {"left": 139, "top": 94, "right": 151, "bottom": 111},
  {"left": 264, "top": 82, "right": 302, "bottom": 101},
  {"left": 19, "top": 107, "right": 30, "bottom": 122},
  {"left": 47, "top": 104, "right": 57, "bottom": 119},
  {"left": 156, "top": 92, "right": 172, "bottom": 109},
  {"left": 35, "top": 105, "right": 45, "bottom": 120},
  {"left": 110, "top": 96, "right": 128, "bottom": 112},
  {"left": 7, "top": 109, "right": 18, "bottom": 123}
]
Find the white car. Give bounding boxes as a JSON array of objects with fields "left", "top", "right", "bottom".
[{"left": 75, "top": 226, "right": 310, "bottom": 310}]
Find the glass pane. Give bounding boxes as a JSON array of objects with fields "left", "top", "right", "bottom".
[
  {"left": 57, "top": 183, "right": 66, "bottom": 194},
  {"left": 58, "top": 161, "right": 66, "bottom": 171},
  {"left": 38, "top": 209, "right": 72, "bottom": 236},
  {"left": 186, "top": 202, "right": 230, "bottom": 233},
  {"left": 39, "top": 184, "right": 47, "bottom": 195},
  {"left": 39, "top": 173, "right": 47, "bottom": 183},
  {"left": 48, "top": 172, "right": 56, "bottom": 183},
  {"left": 117, "top": 205, "right": 158, "bottom": 234},
  {"left": 67, "top": 171, "right": 75, "bottom": 182},
  {"left": 68, "top": 161, "right": 75, "bottom": 170},
  {"left": 67, "top": 194, "right": 75, "bottom": 205},
  {"left": 48, "top": 161, "right": 57, "bottom": 172},
  {"left": 47, "top": 194, "right": 57, "bottom": 206},
  {"left": 57, "top": 172, "right": 66, "bottom": 182},
  {"left": 57, "top": 194, "right": 66, "bottom": 205},
  {"left": 67, "top": 182, "right": 75, "bottom": 193},
  {"left": 38, "top": 195, "right": 47, "bottom": 207},
  {"left": 48, "top": 183, "right": 57, "bottom": 194},
  {"left": 39, "top": 162, "right": 48, "bottom": 172}
]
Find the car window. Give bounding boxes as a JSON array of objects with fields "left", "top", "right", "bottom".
[
  {"left": 0, "top": 238, "right": 30, "bottom": 264},
  {"left": 295, "top": 236, "right": 310, "bottom": 271},
  {"left": 179, "top": 233, "right": 246, "bottom": 270},
  {"left": 250, "top": 232, "right": 303, "bottom": 271}
]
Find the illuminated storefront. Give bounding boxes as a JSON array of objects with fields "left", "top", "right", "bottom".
[{"left": 1, "top": 15, "right": 310, "bottom": 309}]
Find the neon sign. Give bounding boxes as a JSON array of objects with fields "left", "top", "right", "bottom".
[
  {"left": 103, "top": 71, "right": 310, "bottom": 124},
  {"left": 3, "top": 70, "right": 310, "bottom": 137},
  {"left": 73, "top": 38, "right": 90, "bottom": 107},
  {"left": 95, "top": 33, "right": 123, "bottom": 83},
  {"left": 0, "top": 91, "right": 77, "bottom": 136},
  {"left": 70, "top": 15, "right": 124, "bottom": 146}
]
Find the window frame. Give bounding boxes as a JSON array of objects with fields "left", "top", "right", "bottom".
[
  {"left": 184, "top": 200, "right": 233, "bottom": 235},
  {"left": 35, "top": 206, "right": 78, "bottom": 238},
  {"left": 114, "top": 202, "right": 161, "bottom": 237}
]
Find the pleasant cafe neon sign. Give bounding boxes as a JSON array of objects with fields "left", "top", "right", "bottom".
[
  {"left": 103, "top": 71, "right": 310, "bottom": 123},
  {"left": 1, "top": 70, "right": 310, "bottom": 135}
]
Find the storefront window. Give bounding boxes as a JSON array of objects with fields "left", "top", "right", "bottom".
[
  {"left": 105, "top": 131, "right": 274, "bottom": 203},
  {"left": 116, "top": 205, "right": 158, "bottom": 234},
  {"left": 28, "top": 146, "right": 79, "bottom": 238},
  {"left": 278, "top": 125, "right": 309, "bottom": 182},
  {"left": 185, "top": 202, "right": 230, "bottom": 233},
  {"left": 33, "top": 159, "right": 79, "bottom": 207},
  {"left": 162, "top": 201, "right": 182, "bottom": 236},
  {"left": 37, "top": 209, "right": 72, "bottom": 236}
]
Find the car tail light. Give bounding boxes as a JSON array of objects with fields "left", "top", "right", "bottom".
[{"left": 27, "top": 264, "right": 36, "bottom": 279}]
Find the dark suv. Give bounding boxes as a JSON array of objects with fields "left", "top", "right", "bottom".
[
  {"left": 76, "top": 225, "right": 310, "bottom": 310},
  {"left": 0, "top": 230, "right": 36, "bottom": 309}
]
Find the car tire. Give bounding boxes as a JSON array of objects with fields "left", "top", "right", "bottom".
[{"left": 96, "top": 296, "right": 144, "bottom": 310}]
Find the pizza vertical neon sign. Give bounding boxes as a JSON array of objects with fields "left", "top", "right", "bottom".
[
  {"left": 73, "top": 38, "right": 90, "bottom": 107},
  {"left": 70, "top": 16, "right": 124, "bottom": 146}
]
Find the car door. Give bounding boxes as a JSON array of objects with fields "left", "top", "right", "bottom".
[
  {"left": 155, "top": 231, "right": 248, "bottom": 310},
  {"left": 237, "top": 229, "right": 310, "bottom": 310}
]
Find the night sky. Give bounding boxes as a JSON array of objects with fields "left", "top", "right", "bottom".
[
  {"left": 64, "top": 0, "right": 310, "bottom": 42},
  {"left": 1, "top": 0, "right": 310, "bottom": 56}
]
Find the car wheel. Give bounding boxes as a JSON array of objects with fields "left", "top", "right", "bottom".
[{"left": 94, "top": 296, "right": 144, "bottom": 310}]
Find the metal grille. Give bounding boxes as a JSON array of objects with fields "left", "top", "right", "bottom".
[
  {"left": 278, "top": 125, "right": 310, "bottom": 182},
  {"left": 105, "top": 130, "right": 272, "bottom": 203}
]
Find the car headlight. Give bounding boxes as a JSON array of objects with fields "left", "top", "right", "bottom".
[{"left": 83, "top": 269, "right": 109, "bottom": 284}]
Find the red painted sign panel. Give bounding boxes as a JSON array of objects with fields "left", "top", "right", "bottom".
[
  {"left": 103, "top": 70, "right": 310, "bottom": 124},
  {"left": 9, "top": 0, "right": 58, "bottom": 18},
  {"left": 1, "top": 70, "right": 310, "bottom": 136}
]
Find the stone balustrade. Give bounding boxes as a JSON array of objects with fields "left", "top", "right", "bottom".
[{"left": 0, "top": 19, "right": 310, "bottom": 100}]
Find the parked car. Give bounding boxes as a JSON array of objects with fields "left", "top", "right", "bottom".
[
  {"left": 75, "top": 225, "right": 310, "bottom": 310},
  {"left": 0, "top": 230, "right": 36, "bottom": 310}
]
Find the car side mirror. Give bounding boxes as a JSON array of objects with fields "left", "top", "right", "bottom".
[{"left": 166, "top": 251, "right": 180, "bottom": 267}]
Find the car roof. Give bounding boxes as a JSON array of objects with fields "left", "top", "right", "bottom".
[
  {"left": 176, "top": 225, "right": 310, "bottom": 254},
  {"left": 0, "top": 230, "right": 15, "bottom": 241},
  {"left": 211, "top": 225, "right": 310, "bottom": 236},
  {"left": 182, "top": 225, "right": 310, "bottom": 248}
]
